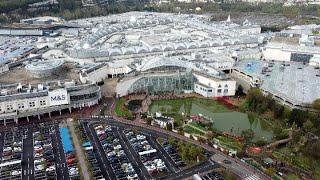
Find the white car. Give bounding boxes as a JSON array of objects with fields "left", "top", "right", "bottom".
[
  {"left": 35, "top": 164, "right": 45, "bottom": 171},
  {"left": 96, "top": 130, "right": 105, "bottom": 136},
  {"left": 46, "top": 166, "right": 56, "bottom": 172},
  {"left": 94, "top": 125, "right": 103, "bottom": 130},
  {"left": 11, "top": 170, "right": 21, "bottom": 176},
  {"left": 13, "top": 147, "right": 22, "bottom": 152},
  {"left": 127, "top": 173, "right": 138, "bottom": 179},
  {"left": 137, "top": 135, "right": 146, "bottom": 140},
  {"left": 3, "top": 147, "right": 12, "bottom": 152},
  {"left": 34, "top": 145, "right": 43, "bottom": 150},
  {"left": 69, "top": 167, "right": 79, "bottom": 176},
  {"left": 34, "top": 158, "right": 45, "bottom": 165},
  {"left": 34, "top": 153, "right": 43, "bottom": 158},
  {"left": 43, "top": 143, "right": 52, "bottom": 148},
  {"left": 13, "top": 141, "right": 22, "bottom": 146}
]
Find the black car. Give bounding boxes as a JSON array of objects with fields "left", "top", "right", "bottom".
[{"left": 223, "top": 159, "right": 232, "bottom": 164}]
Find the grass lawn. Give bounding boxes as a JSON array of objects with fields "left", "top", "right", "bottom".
[
  {"left": 215, "top": 136, "right": 243, "bottom": 151},
  {"left": 184, "top": 124, "right": 206, "bottom": 136},
  {"left": 115, "top": 98, "right": 133, "bottom": 119},
  {"left": 315, "top": 162, "right": 320, "bottom": 180},
  {"left": 286, "top": 174, "right": 300, "bottom": 180}
]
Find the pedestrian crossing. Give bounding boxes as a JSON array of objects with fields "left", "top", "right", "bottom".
[{"left": 243, "top": 174, "right": 261, "bottom": 180}]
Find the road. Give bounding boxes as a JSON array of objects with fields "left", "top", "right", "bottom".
[
  {"left": 51, "top": 125, "right": 70, "bottom": 180},
  {"left": 83, "top": 117, "right": 270, "bottom": 180},
  {"left": 22, "top": 128, "right": 34, "bottom": 180},
  {"left": 162, "top": 160, "right": 217, "bottom": 180}
]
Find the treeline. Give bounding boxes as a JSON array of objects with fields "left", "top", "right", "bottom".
[
  {"left": 0, "top": 0, "right": 44, "bottom": 13},
  {"left": 244, "top": 88, "right": 320, "bottom": 162},
  {"left": 154, "top": 2, "right": 320, "bottom": 20},
  {"left": 168, "top": 137, "right": 206, "bottom": 164},
  {"left": 245, "top": 88, "right": 320, "bottom": 135},
  {"left": 0, "top": 0, "right": 147, "bottom": 23},
  {"left": 60, "top": 3, "right": 145, "bottom": 20},
  {"left": 1, "top": 1, "right": 320, "bottom": 23}
]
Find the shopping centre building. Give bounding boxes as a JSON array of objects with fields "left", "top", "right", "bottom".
[{"left": 0, "top": 81, "right": 101, "bottom": 125}]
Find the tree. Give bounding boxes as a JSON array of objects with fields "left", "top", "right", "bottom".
[
  {"left": 168, "top": 137, "right": 176, "bottom": 146},
  {"left": 265, "top": 167, "right": 276, "bottom": 176},
  {"left": 283, "top": 6, "right": 300, "bottom": 19},
  {"left": 273, "top": 125, "right": 288, "bottom": 140},
  {"left": 166, "top": 123, "right": 173, "bottom": 131},
  {"left": 146, "top": 117, "right": 152, "bottom": 125},
  {"left": 288, "top": 109, "right": 307, "bottom": 127},
  {"left": 59, "top": 0, "right": 76, "bottom": 11},
  {"left": 305, "top": 140, "right": 320, "bottom": 160},
  {"left": 273, "top": 103, "right": 284, "bottom": 119},
  {"left": 255, "top": 140, "right": 267, "bottom": 147},
  {"left": 236, "top": 84, "right": 244, "bottom": 95},
  {"left": 317, "top": 6, "right": 320, "bottom": 17},
  {"left": 312, "top": 99, "right": 320, "bottom": 111},
  {"left": 241, "top": 129, "right": 254, "bottom": 145},
  {"left": 303, "top": 120, "right": 315, "bottom": 133}
]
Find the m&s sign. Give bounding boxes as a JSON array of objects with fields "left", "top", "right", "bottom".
[{"left": 48, "top": 89, "right": 69, "bottom": 106}]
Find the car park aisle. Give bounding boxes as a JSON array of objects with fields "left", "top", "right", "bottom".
[
  {"left": 118, "top": 128, "right": 152, "bottom": 180},
  {"left": 0, "top": 132, "right": 4, "bottom": 161},
  {"left": 22, "top": 128, "right": 34, "bottom": 180},
  {"left": 114, "top": 127, "right": 148, "bottom": 180},
  {"left": 84, "top": 122, "right": 116, "bottom": 180}
]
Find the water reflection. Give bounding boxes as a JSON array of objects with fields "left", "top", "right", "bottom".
[{"left": 150, "top": 99, "right": 273, "bottom": 141}]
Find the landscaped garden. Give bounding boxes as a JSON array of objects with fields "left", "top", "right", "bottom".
[
  {"left": 115, "top": 88, "right": 320, "bottom": 179},
  {"left": 149, "top": 97, "right": 274, "bottom": 141},
  {"left": 114, "top": 98, "right": 134, "bottom": 120},
  {"left": 214, "top": 136, "right": 243, "bottom": 151},
  {"left": 183, "top": 122, "right": 208, "bottom": 135}
]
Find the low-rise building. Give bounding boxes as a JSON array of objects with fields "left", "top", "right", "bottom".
[
  {"left": 0, "top": 81, "right": 101, "bottom": 125},
  {"left": 152, "top": 112, "right": 174, "bottom": 129},
  {"left": 193, "top": 72, "right": 236, "bottom": 97}
]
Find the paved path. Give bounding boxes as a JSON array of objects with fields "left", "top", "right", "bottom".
[{"left": 67, "top": 118, "right": 90, "bottom": 180}]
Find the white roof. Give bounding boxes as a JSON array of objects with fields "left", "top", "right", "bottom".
[
  {"left": 138, "top": 149, "right": 157, "bottom": 156},
  {"left": 0, "top": 160, "right": 21, "bottom": 167}
]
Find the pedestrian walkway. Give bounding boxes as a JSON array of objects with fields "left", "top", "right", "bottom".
[{"left": 67, "top": 118, "right": 90, "bottom": 180}]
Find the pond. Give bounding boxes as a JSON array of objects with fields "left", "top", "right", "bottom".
[
  {"left": 127, "top": 100, "right": 142, "bottom": 112},
  {"left": 149, "top": 98, "right": 273, "bottom": 141}
]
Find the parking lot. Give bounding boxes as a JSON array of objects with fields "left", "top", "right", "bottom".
[
  {"left": 83, "top": 121, "right": 179, "bottom": 180},
  {"left": 0, "top": 128, "right": 23, "bottom": 180},
  {"left": 0, "top": 122, "right": 79, "bottom": 180},
  {"left": 84, "top": 121, "right": 142, "bottom": 180},
  {"left": 79, "top": 119, "right": 219, "bottom": 180},
  {"left": 123, "top": 129, "right": 169, "bottom": 177},
  {"left": 157, "top": 139, "right": 187, "bottom": 170},
  {"left": 77, "top": 122, "right": 105, "bottom": 180},
  {"left": 0, "top": 119, "right": 219, "bottom": 180},
  {"left": 201, "top": 171, "right": 224, "bottom": 180}
]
